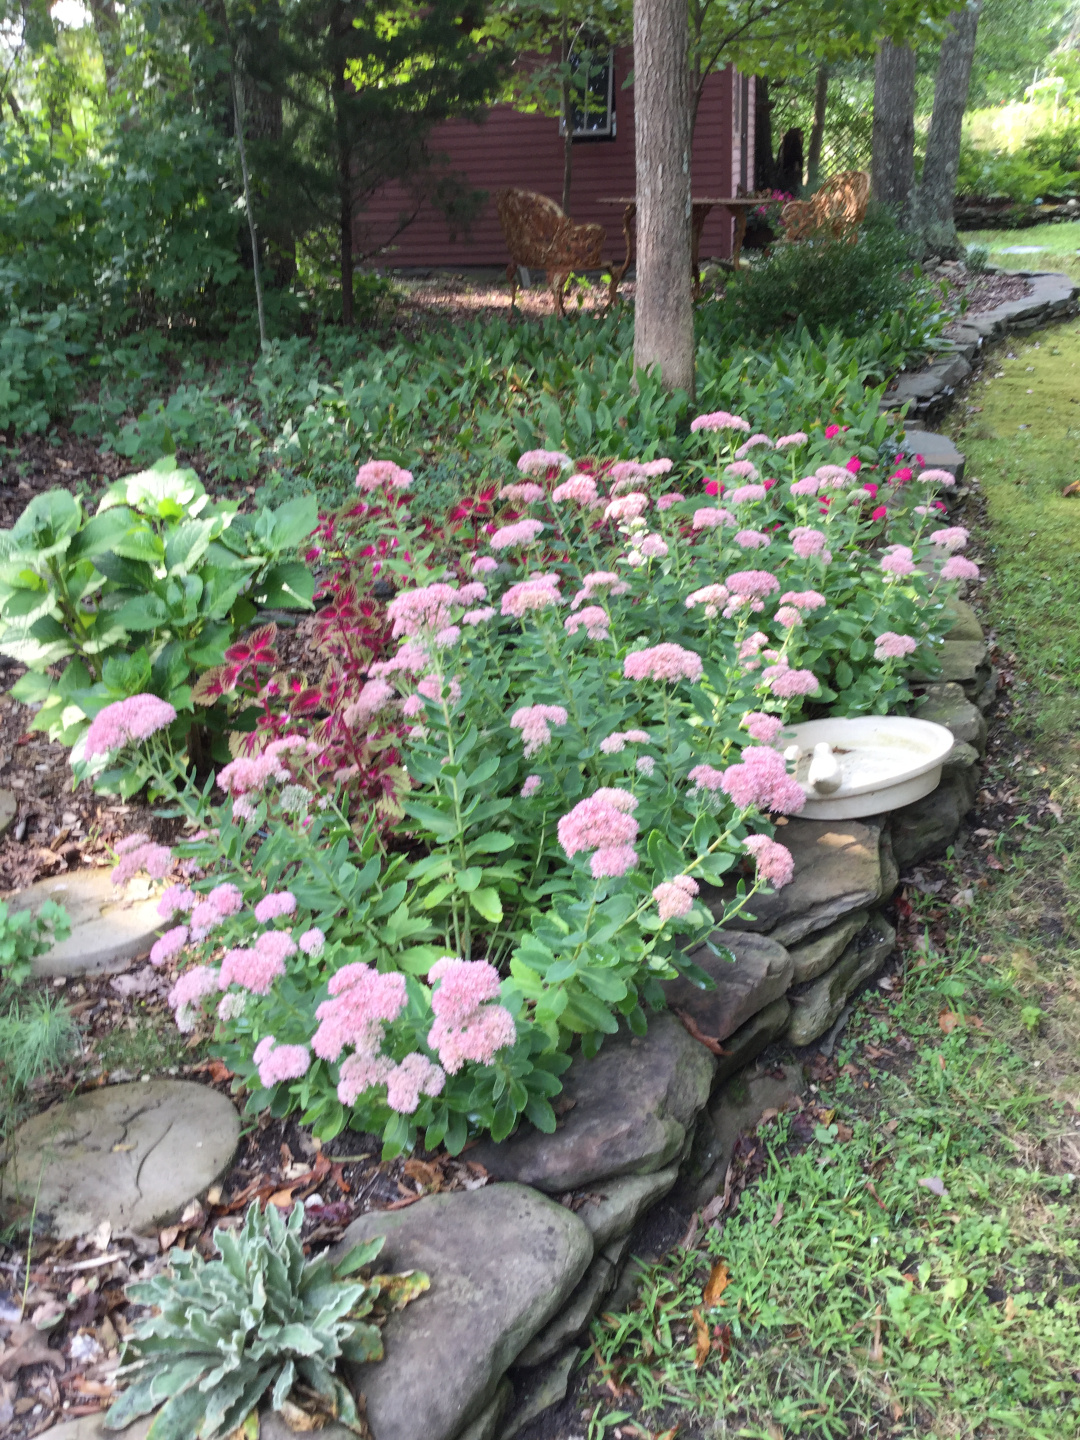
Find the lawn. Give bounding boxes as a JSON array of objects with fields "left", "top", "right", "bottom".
[
  {"left": 575, "top": 319, "right": 1080, "bottom": 1440},
  {"left": 960, "top": 219, "right": 1080, "bottom": 282}
]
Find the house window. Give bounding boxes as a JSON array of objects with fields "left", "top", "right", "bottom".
[{"left": 560, "top": 43, "right": 615, "bottom": 141}]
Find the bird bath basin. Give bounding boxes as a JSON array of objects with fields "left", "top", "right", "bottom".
[{"left": 777, "top": 716, "right": 956, "bottom": 820}]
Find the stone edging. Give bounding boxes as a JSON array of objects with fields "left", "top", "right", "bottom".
[{"left": 883, "top": 269, "right": 1079, "bottom": 416}]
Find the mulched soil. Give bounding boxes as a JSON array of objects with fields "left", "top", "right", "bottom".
[{"left": 956, "top": 270, "right": 1035, "bottom": 316}]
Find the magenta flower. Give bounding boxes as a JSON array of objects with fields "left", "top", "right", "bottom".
[
  {"left": 652, "top": 875, "right": 699, "bottom": 922},
  {"left": 253, "top": 1037, "right": 311, "bottom": 1087},
  {"left": 85, "top": 694, "right": 177, "bottom": 758},
  {"left": 744, "top": 833, "right": 795, "bottom": 889},
  {"left": 845, "top": 456, "right": 862, "bottom": 474},
  {"left": 254, "top": 891, "right": 297, "bottom": 924},
  {"left": 510, "top": 703, "right": 569, "bottom": 757},
  {"left": 490, "top": 518, "right": 545, "bottom": 551},
  {"left": 356, "top": 460, "right": 412, "bottom": 492},
  {"left": 874, "top": 632, "right": 918, "bottom": 660},
  {"left": 624, "top": 644, "right": 703, "bottom": 684},
  {"left": 824, "top": 424, "right": 842, "bottom": 439}
]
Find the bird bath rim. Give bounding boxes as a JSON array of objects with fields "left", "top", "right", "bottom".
[{"left": 776, "top": 716, "right": 956, "bottom": 820}]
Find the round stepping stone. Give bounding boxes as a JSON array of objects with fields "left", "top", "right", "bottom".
[
  {"left": 10, "top": 868, "right": 163, "bottom": 977},
  {"left": 5, "top": 1080, "right": 239, "bottom": 1238}
]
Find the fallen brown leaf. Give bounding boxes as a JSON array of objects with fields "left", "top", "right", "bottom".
[
  {"left": 1063, "top": 480, "right": 1080, "bottom": 496},
  {"left": 938, "top": 1010, "right": 961, "bottom": 1034},
  {"left": 0, "top": 1324, "right": 66, "bottom": 1379},
  {"left": 870, "top": 1304, "right": 883, "bottom": 1362},
  {"left": 673, "top": 1008, "right": 730, "bottom": 1057},
  {"left": 771, "top": 1200, "right": 784, "bottom": 1228},
  {"left": 691, "top": 1306, "right": 710, "bottom": 1369},
  {"left": 703, "top": 1261, "right": 730, "bottom": 1308}
]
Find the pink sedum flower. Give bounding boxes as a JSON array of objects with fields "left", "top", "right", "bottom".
[
  {"left": 338, "top": 1053, "right": 393, "bottom": 1106},
  {"left": 253, "top": 1037, "right": 311, "bottom": 1088},
  {"left": 624, "top": 644, "right": 703, "bottom": 684},
  {"left": 518, "top": 449, "right": 572, "bottom": 475},
  {"left": 744, "top": 712, "right": 784, "bottom": 742},
  {"left": 564, "top": 605, "right": 610, "bottom": 640},
  {"left": 930, "top": 526, "right": 969, "bottom": 552},
  {"left": 941, "top": 555, "right": 980, "bottom": 580},
  {"left": 775, "top": 605, "right": 803, "bottom": 628},
  {"left": 918, "top": 468, "right": 956, "bottom": 487},
  {"left": 510, "top": 703, "right": 569, "bottom": 757},
  {"left": 762, "top": 665, "right": 820, "bottom": 699},
  {"left": 790, "top": 477, "right": 820, "bottom": 497},
  {"left": 725, "top": 462, "right": 760, "bottom": 482},
  {"left": 427, "top": 958, "right": 517, "bottom": 1074},
  {"left": 735, "top": 434, "right": 773, "bottom": 457},
  {"left": 157, "top": 885, "right": 196, "bottom": 920},
  {"left": 571, "top": 572, "right": 631, "bottom": 609},
  {"left": 299, "top": 927, "right": 325, "bottom": 956},
  {"left": 744, "top": 833, "right": 795, "bottom": 889},
  {"left": 500, "top": 482, "right": 545, "bottom": 505},
  {"left": 780, "top": 590, "right": 826, "bottom": 611},
  {"left": 552, "top": 474, "right": 599, "bottom": 505},
  {"left": 313, "top": 964, "right": 408, "bottom": 1061},
  {"left": 729, "top": 483, "right": 767, "bottom": 503},
  {"left": 150, "top": 925, "right": 188, "bottom": 966},
  {"left": 558, "top": 792, "right": 639, "bottom": 859},
  {"left": 520, "top": 774, "right": 543, "bottom": 798},
  {"left": 690, "top": 411, "right": 751, "bottom": 433},
  {"left": 604, "top": 492, "right": 649, "bottom": 522},
  {"left": 490, "top": 518, "right": 545, "bottom": 551},
  {"left": 168, "top": 964, "right": 219, "bottom": 1031},
  {"left": 502, "top": 574, "right": 563, "bottom": 617},
  {"left": 463, "top": 606, "right": 496, "bottom": 625},
  {"left": 472, "top": 555, "right": 499, "bottom": 574},
  {"left": 685, "top": 583, "right": 730, "bottom": 617},
  {"left": 734, "top": 529, "right": 770, "bottom": 550},
  {"left": 590, "top": 844, "right": 639, "bottom": 878},
  {"left": 727, "top": 570, "right": 780, "bottom": 599},
  {"left": 638, "top": 533, "right": 669, "bottom": 559},
  {"left": 875, "top": 632, "right": 918, "bottom": 660},
  {"left": 385, "top": 1053, "right": 446, "bottom": 1113},
  {"left": 721, "top": 746, "right": 805, "bottom": 814},
  {"left": 254, "top": 891, "right": 297, "bottom": 924},
  {"left": 657, "top": 492, "right": 685, "bottom": 510},
  {"left": 652, "top": 875, "right": 699, "bottom": 922},
  {"left": 692, "top": 507, "right": 735, "bottom": 530},
  {"left": 219, "top": 945, "right": 286, "bottom": 996},
  {"left": 790, "top": 527, "right": 828, "bottom": 558},
  {"left": 344, "top": 679, "right": 395, "bottom": 727},
  {"left": 356, "top": 460, "right": 412, "bottom": 492},
  {"left": 776, "top": 432, "right": 808, "bottom": 449},
  {"left": 85, "top": 695, "right": 177, "bottom": 758},
  {"left": 688, "top": 763, "right": 725, "bottom": 792}
]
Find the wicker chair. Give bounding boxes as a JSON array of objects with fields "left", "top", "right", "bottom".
[
  {"left": 780, "top": 170, "right": 871, "bottom": 243},
  {"left": 495, "top": 188, "right": 606, "bottom": 316}
]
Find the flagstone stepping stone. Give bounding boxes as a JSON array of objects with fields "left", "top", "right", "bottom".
[
  {"left": 786, "top": 912, "right": 896, "bottom": 1046},
  {"left": 788, "top": 909, "right": 870, "bottom": 984},
  {"left": 712, "top": 996, "right": 791, "bottom": 1086},
  {"left": 710, "top": 819, "right": 890, "bottom": 948},
  {"left": 5, "top": 1080, "right": 239, "bottom": 1238},
  {"left": 329, "top": 1184, "right": 592, "bottom": 1440},
  {"left": 10, "top": 868, "right": 162, "bottom": 978},
  {"left": 665, "top": 931, "right": 793, "bottom": 1040},
  {"left": 471, "top": 1013, "right": 716, "bottom": 1193}
]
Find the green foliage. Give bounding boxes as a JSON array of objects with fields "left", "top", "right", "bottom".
[
  {"left": 0, "top": 896, "right": 74, "bottom": 1148},
  {"left": 710, "top": 206, "right": 946, "bottom": 353},
  {"left": 0, "top": 899, "right": 70, "bottom": 988},
  {"left": 0, "top": 457, "right": 317, "bottom": 775},
  {"left": 958, "top": 132, "right": 1080, "bottom": 201},
  {"left": 106, "top": 1199, "right": 428, "bottom": 1440}
]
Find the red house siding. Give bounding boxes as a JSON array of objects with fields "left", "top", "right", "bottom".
[{"left": 358, "top": 56, "right": 752, "bottom": 268}]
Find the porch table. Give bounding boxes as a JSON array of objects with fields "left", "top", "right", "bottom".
[{"left": 598, "top": 196, "right": 761, "bottom": 303}]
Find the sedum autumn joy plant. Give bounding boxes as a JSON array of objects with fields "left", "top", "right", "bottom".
[{"left": 80, "top": 415, "right": 976, "bottom": 1158}]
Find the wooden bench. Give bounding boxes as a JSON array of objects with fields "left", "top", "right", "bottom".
[
  {"left": 495, "top": 188, "right": 606, "bottom": 316},
  {"left": 780, "top": 170, "right": 871, "bottom": 243}
]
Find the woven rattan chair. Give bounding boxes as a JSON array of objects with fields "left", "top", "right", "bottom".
[
  {"left": 780, "top": 170, "right": 871, "bottom": 243},
  {"left": 495, "top": 187, "right": 606, "bottom": 316}
]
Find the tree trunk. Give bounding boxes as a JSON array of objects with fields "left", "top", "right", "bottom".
[
  {"left": 914, "top": 2, "right": 982, "bottom": 258},
  {"left": 806, "top": 64, "right": 828, "bottom": 193},
  {"left": 561, "top": 20, "right": 573, "bottom": 215},
  {"left": 754, "top": 76, "right": 775, "bottom": 191},
  {"left": 872, "top": 40, "right": 916, "bottom": 220},
  {"left": 632, "top": 0, "right": 694, "bottom": 396}
]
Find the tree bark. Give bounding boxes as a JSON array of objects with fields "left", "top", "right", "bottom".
[
  {"left": 872, "top": 40, "right": 916, "bottom": 220},
  {"left": 806, "top": 64, "right": 828, "bottom": 193},
  {"left": 754, "top": 76, "right": 775, "bottom": 191},
  {"left": 915, "top": 2, "right": 982, "bottom": 258},
  {"left": 632, "top": 0, "right": 694, "bottom": 396}
]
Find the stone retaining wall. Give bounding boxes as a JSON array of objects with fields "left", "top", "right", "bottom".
[{"left": 884, "top": 270, "right": 1079, "bottom": 417}]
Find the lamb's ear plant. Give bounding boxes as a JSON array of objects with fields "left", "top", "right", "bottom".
[{"left": 106, "top": 1199, "right": 428, "bottom": 1440}]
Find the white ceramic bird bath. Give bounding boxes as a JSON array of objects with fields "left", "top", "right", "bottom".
[{"left": 777, "top": 716, "right": 956, "bottom": 819}]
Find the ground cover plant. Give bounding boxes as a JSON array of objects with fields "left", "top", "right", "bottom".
[
  {"left": 60, "top": 414, "right": 979, "bottom": 1161},
  {"left": 571, "top": 320, "right": 1080, "bottom": 1440}
]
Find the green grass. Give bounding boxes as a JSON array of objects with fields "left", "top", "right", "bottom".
[
  {"left": 92, "top": 1013, "right": 200, "bottom": 1077},
  {"left": 583, "top": 320, "right": 1080, "bottom": 1439},
  {"left": 960, "top": 220, "right": 1080, "bottom": 281}
]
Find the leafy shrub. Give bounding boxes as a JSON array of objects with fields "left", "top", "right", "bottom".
[
  {"left": 0, "top": 898, "right": 70, "bottom": 988},
  {"left": 957, "top": 134, "right": 1080, "bottom": 202},
  {"left": 106, "top": 1199, "right": 427, "bottom": 1440},
  {"left": 709, "top": 206, "right": 945, "bottom": 356},
  {"left": 0, "top": 900, "right": 73, "bottom": 1149},
  {"left": 87, "top": 425, "right": 973, "bottom": 1157},
  {"left": 0, "top": 458, "right": 317, "bottom": 785}
]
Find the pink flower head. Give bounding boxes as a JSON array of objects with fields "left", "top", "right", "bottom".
[
  {"left": 429, "top": 956, "right": 502, "bottom": 1018},
  {"left": 639, "top": 457, "right": 674, "bottom": 477},
  {"left": 871, "top": 505, "right": 888, "bottom": 522},
  {"left": 816, "top": 464, "right": 854, "bottom": 490},
  {"left": 790, "top": 527, "right": 828, "bottom": 558},
  {"left": 735, "top": 529, "right": 770, "bottom": 550},
  {"left": 790, "top": 477, "right": 820, "bottom": 497},
  {"left": 552, "top": 474, "right": 599, "bottom": 506},
  {"left": 688, "top": 763, "right": 725, "bottom": 792},
  {"left": 338, "top": 1053, "right": 393, "bottom": 1106},
  {"left": 518, "top": 449, "right": 572, "bottom": 476},
  {"left": 313, "top": 963, "right": 408, "bottom": 1061},
  {"left": 918, "top": 468, "right": 956, "bottom": 487},
  {"left": 930, "top": 526, "right": 969, "bottom": 552},
  {"left": 571, "top": 572, "right": 631, "bottom": 608},
  {"left": 590, "top": 844, "right": 639, "bottom": 878},
  {"left": 85, "top": 694, "right": 177, "bottom": 758},
  {"left": 157, "top": 885, "right": 196, "bottom": 920},
  {"left": 762, "top": 666, "right": 820, "bottom": 699},
  {"left": 624, "top": 644, "right": 703, "bottom": 684},
  {"left": 299, "top": 927, "right": 325, "bottom": 956},
  {"left": 254, "top": 890, "right": 297, "bottom": 924},
  {"left": 472, "top": 555, "right": 499, "bottom": 574},
  {"left": 520, "top": 774, "right": 542, "bottom": 798},
  {"left": 217, "top": 751, "right": 289, "bottom": 798},
  {"left": 726, "top": 570, "right": 780, "bottom": 599},
  {"left": 463, "top": 606, "right": 495, "bottom": 625},
  {"left": 558, "top": 792, "right": 639, "bottom": 860},
  {"left": 703, "top": 480, "right": 721, "bottom": 496},
  {"left": 685, "top": 583, "right": 730, "bottom": 617},
  {"left": 434, "top": 625, "right": 461, "bottom": 648},
  {"left": 604, "top": 492, "right": 650, "bottom": 522},
  {"left": 356, "top": 460, "right": 412, "bottom": 492},
  {"left": 657, "top": 492, "right": 686, "bottom": 510},
  {"left": 692, "top": 507, "right": 735, "bottom": 530},
  {"left": 253, "top": 1037, "right": 311, "bottom": 1088},
  {"left": 941, "top": 555, "right": 980, "bottom": 581},
  {"left": 150, "top": 925, "right": 189, "bottom": 967},
  {"left": 863, "top": 482, "right": 879, "bottom": 500},
  {"left": 500, "top": 482, "right": 545, "bottom": 505},
  {"left": 344, "top": 678, "right": 395, "bottom": 728},
  {"left": 501, "top": 573, "right": 563, "bottom": 617},
  {"left": 690, "top": 411, "right": 751, "bottom": 433},
  {"left": 652, "top": 875, "right": 700, "bottom": 922},
  {"left": 744, "top": 833, "right": 795, "bottom": 889},
  {"left": 824, "top": 424, "right": 842, "bottom": 439},
  {"left": 776, "top": 432, "right": 808, "bottom": 449},
  {"left": 775, "top": 605, "right": 803, "bottom": 628},
  {"left": 881, "top": 547, "right": 916, "bottom": 577},
  {"left": 510, "top": 703, "right": 569, "bottom": 757},
  {"left": 599, "top": 729, "right": 651, "bottom": 754},
  {"left": 739, "top": 631, "right": 769, "bottom": 660},
  {"left": 111, "top": 840, "right": 172, "bottom": 887},
  {"left": 725, "top": 462, "right": 760, "bottom": 482},
  {"left": 564, "top": 606, "right": 610, "bottom": 640},
  {"left": 218, "top": 944, "right": 285, "bottom": 996},
  {"left": 845, "top": 456, "right": 862, "bottom": 475},
  {"left": 638, "top": 533, "right": 669, "bottom": 559},
  {"left": 385, "top": 1053, "right": 446, "bottom": 1113},
  {"left": 779, "top": 589, "right": 826, "bottom": 612},
  {"left": 168, "top": 964, "right": 219, "bottom": 1029},
  {"left": 744, "top": 712, "right": 784, "bottom": 742},
  {"left": 388, "top": 581, "right": 469, "bottom": 638},
  {"left": 734, "top": 434, "right": 773, "bottom": 458},
  {"left": 427, "top": 958, "right": 517, "bottom": 1073},
  {"left": 721, "top": 746, "right": 806, "bottom": 814},
  {"left": 729, "top": 484, "right": 768, "bottom": 504},
  {"left": 874, "top": 632, "right": 918, "bottom": 660},
  {"left": 490, "top": 518, "right": 545, "bottom": 551}
]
